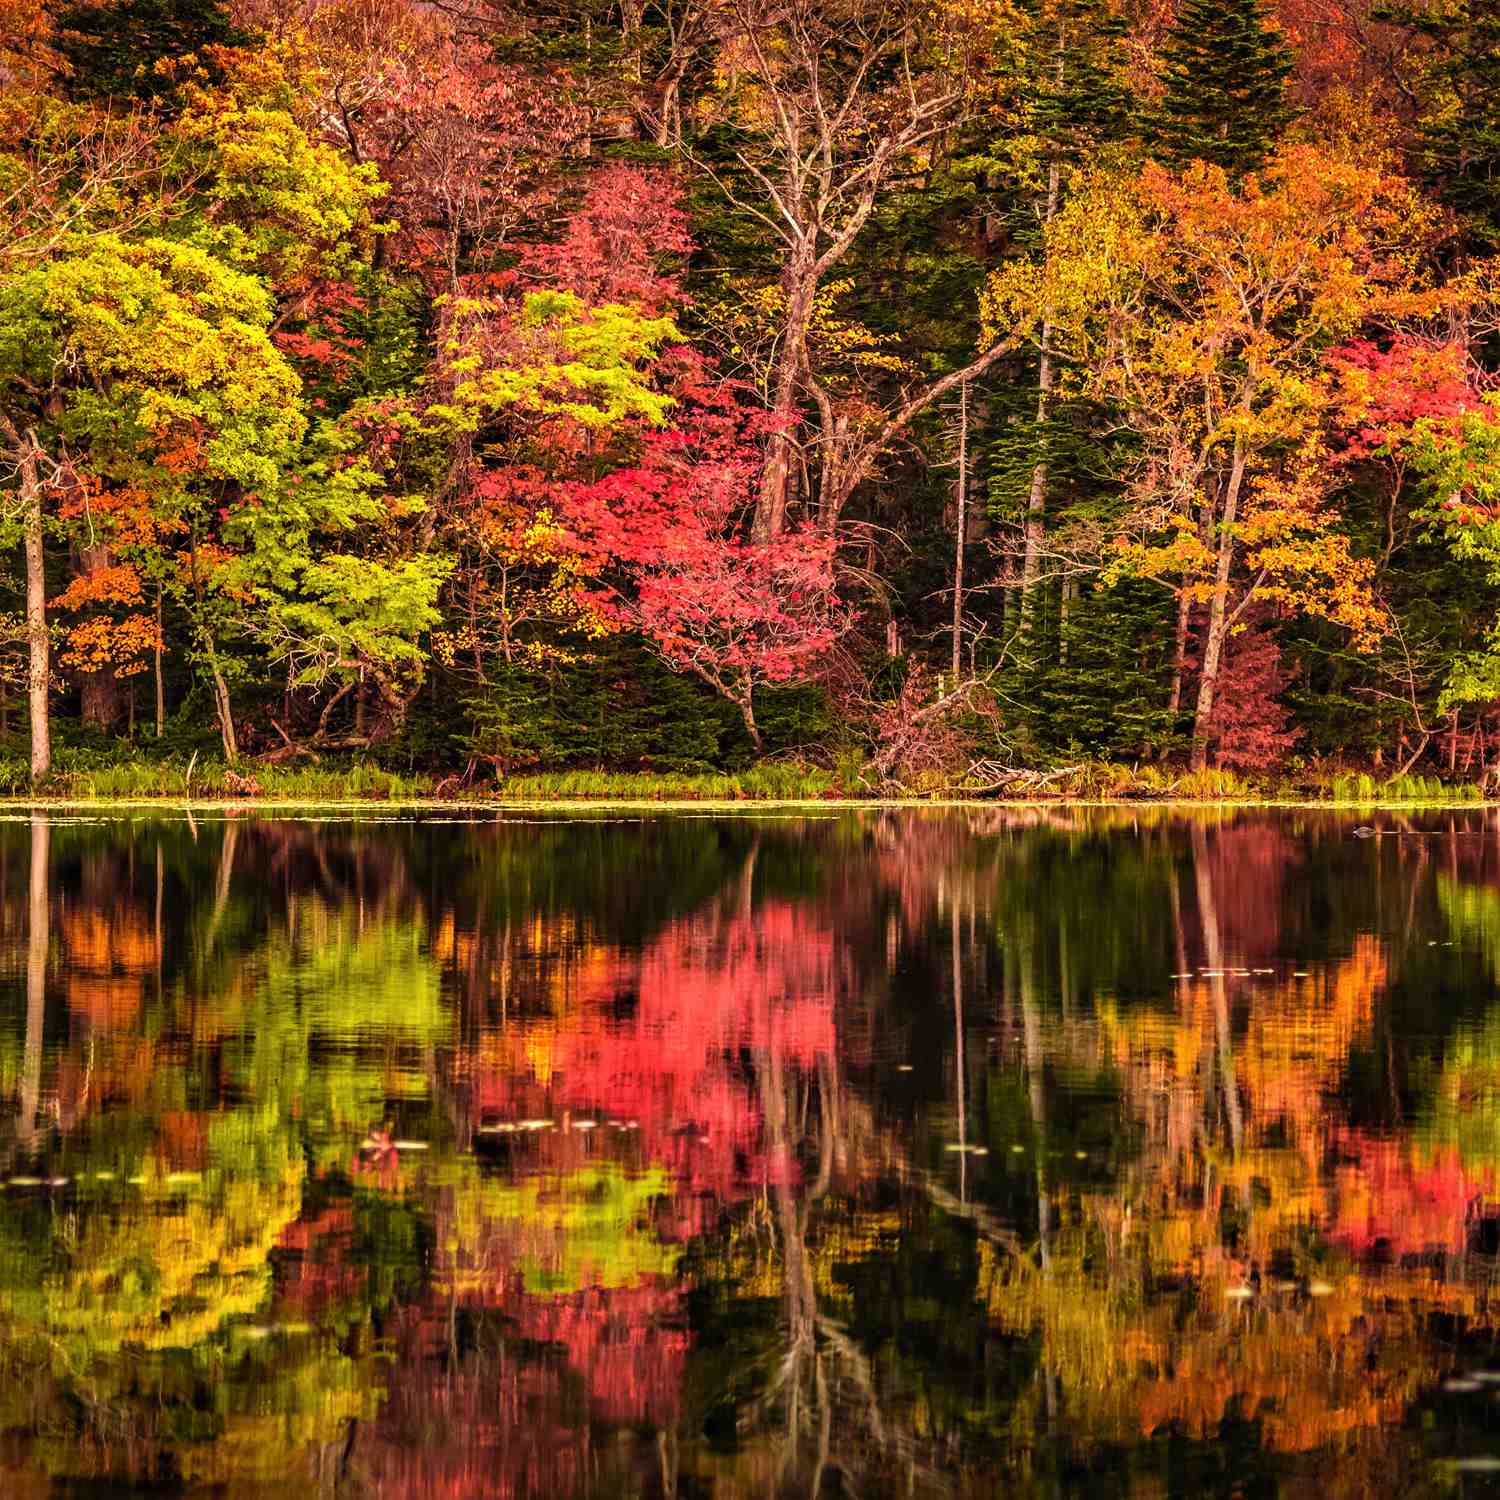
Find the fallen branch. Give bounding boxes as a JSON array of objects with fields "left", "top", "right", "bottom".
[{"left": 959, "top": 760, "right": 1082, "bottom": 797}]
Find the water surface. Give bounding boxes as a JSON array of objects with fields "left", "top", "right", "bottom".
[{"left": 4, "top": 805, "right": 1500, "bottom": 1496}]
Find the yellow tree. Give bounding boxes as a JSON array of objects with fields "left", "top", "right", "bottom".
[{"left": 985, "top": 144, "right": 1433, "bottom": 767}]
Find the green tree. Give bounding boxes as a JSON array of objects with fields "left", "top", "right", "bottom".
[
  {"left": 1151, "top": 0, "right": 1294, "bottom": 174},
  {"left": 53, "top": 0, "right": 243, "bottom": 104},
  {"left": 1400, "top": 0, "right": 1500, "bottom": 253}
]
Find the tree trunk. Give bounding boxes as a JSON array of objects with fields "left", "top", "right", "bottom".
[
  {"left": 1167, "top": 588, "right": 1192, "bottom": 718},
  {"left": 739, "top": 689, "right": 762, "bottom": 753},
  {"left": 80, "top": 669, "right": 123, "bottom": 733},
  {"left": 753, "top": 238, "right": 817, "bottom": 542},
  {"left": 951, "top": 380, "right": 968, "bottom": 680},
  {"left": 188, "top": 533, "right": 237, "bottom": 765},
  {"left": 207, "top": 650, "right": 238, "bottom": 765},
  {"left": 20, "top": 433, "right": 50, "bottom": 782},
  {"left": 1189, "top": 437, "right": 1248, "bottom": 772},
  {"left": 154, "top": 585, "right": 165, "bottom": 737},
  {"left": 1019, "top": 154, "right": 1061, "bottom": 642},
  {"left": 76, "top": 544, "right": 124, "bottom": 732}
]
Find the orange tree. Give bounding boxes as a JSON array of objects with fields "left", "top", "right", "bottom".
[{"left": 985, "top": 143, "right": 1436, "bottom": 768}]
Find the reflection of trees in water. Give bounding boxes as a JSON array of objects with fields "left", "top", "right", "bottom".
[
  {"left": 7, "top": 810, "right": 1500, "bottom": 1491},
  {"left": 977, "top": 819, "right": 1500, "bottom": 1482}
]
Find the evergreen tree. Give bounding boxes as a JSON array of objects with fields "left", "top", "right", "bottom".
[
  {"left": 1397, "top": 1, "right": 1500, "bottom": 252},
  {"left": 1151, "top": 0, "right": 1294, "bottom": 174},
  {"left": 52, "top": 0, "right": 243, "bottom": 103}
]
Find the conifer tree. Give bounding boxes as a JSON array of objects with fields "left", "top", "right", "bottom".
[
  {"left": 53, "top": 0, "right": 242, "bottom": 103},
  {"left": 1398, "top": 1, "right": 1500, "bottom": 252},
  {"left": 1151, "top": 0, "right": 1295, "bottom": 174}
]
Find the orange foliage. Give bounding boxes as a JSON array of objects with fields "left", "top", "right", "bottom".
[{"left": 60, "top": 906, "right": 160, "bottom": 1029}]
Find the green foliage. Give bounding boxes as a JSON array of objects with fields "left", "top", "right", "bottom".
[
  {"left": 435, "top": 291, "right": 679, "bottom": 431},
  {"left": 462, "top": 642, "right": 742, "bottom": 772},
  {"left": 1007, "top": 580, "right": 1181, "bottom": 760},
  {"left": 1149, "top": 0, "right": 1294, "bottom": 173},
  {"left": 1, "top": 231, "right": 303, "bottom": 494},
  {"left": 53, "top": 0, "right": 244, "bottom": 104},
  {"left": 1398, "top": 0, "right": 1500, "bottom": 251}
]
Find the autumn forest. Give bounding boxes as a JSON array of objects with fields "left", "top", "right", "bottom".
[{"left": 6, "top": 0, "right": 1500, "bottom": 796}]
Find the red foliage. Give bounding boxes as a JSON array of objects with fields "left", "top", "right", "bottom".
[
  {"left": 1326, "top": 336, "right": 1485, "bottom": 461},
  {"left": 520, "top": 165, "right": 693, "bottom": 315},
  {"left": 507, "top": 1281, "right": 688, "bottom": 1428},
  {"left": 561, "top": 363, "right": 852, "bottom": 736},
  {"left": 1332, "top": 1132, "right": 1500, "bottom": 1259},
  {"left": 372, "top": 44, "right": 583, "bottom": 287},
  {"left": 469, "top": 898, "right": 842, "bottom": 1203},
  {"left": 1203, "top": 617, "right": 1301, "bottom": 770}
]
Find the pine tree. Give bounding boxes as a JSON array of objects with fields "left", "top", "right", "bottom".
[
  {"left": 53, "top": 0, "right": 243, "bottom": 103},
  {"left": 1397, "top": 1, "right": 1500, "bottom": 252},
  {"left": 1151, "top": 0, "right": 1295, "bottom": 174}
]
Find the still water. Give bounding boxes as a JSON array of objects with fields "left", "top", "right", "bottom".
[{"left": 6, "top": 806, "right": 1500, "bottom": 1495}]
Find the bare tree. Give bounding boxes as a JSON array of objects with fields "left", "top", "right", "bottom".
[{"left": 694, "top": 0, "right": 1024, "bottom": 537}]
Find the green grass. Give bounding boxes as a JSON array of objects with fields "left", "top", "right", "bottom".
[
  {"left": 35, "top": 753, "right": 434, "bottom": 802},
  {"left": 0, "top": 750, "right": 838, "bottom": 803},
  {"left": 1326, "top": 770, "right": 1485, "bottom": 805},
  {"left": 492, "top": 763, "right": 838, "bottom": 801},
  {"left": 0, "top": 745, "right": 1492, "bottom": 807}
]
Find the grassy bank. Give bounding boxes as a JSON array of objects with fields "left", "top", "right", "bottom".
[{"left": 2, "top": 749, "right": 1496, "bottom": 807}]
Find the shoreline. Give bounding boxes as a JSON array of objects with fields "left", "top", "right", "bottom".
[{"left": 3, "top": 795, "right": 1498, "bottom": 813}]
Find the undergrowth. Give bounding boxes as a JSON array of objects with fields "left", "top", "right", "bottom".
[{"left": 0, "top": 745, "right": 1489, "bottom": 805}]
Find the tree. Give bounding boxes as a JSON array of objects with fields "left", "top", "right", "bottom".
[
  {"left": 1151, "top": 0, "right": 1295, "bottom": 175},
  {"left": 1393, "top": 0, "right": 1500, "bottom": 253},
  {"left": 693, "top": 0, "right": 1026, "bottom": 538},
  {"left": 1004, "top": 0, "right": 1134, "bottom": 637},
  {"left": 562, "top": 368, "right": 852, "bottom": 746},
  {"left": 1405, "top": 396, "right": 1500, "bottom": 725},
  {"left": 0, "top": 235, "right": 304, "bottom": 762},
  {"left": 988, "top": 145, "right": 1431, "bottom": 767},
  {"left": 52, "top": 0, "right": 243, "bottom": 104}
]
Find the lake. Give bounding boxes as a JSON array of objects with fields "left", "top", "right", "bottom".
[{"left": 3, "top": 804, "right": 1500, "bottom": 1496}]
